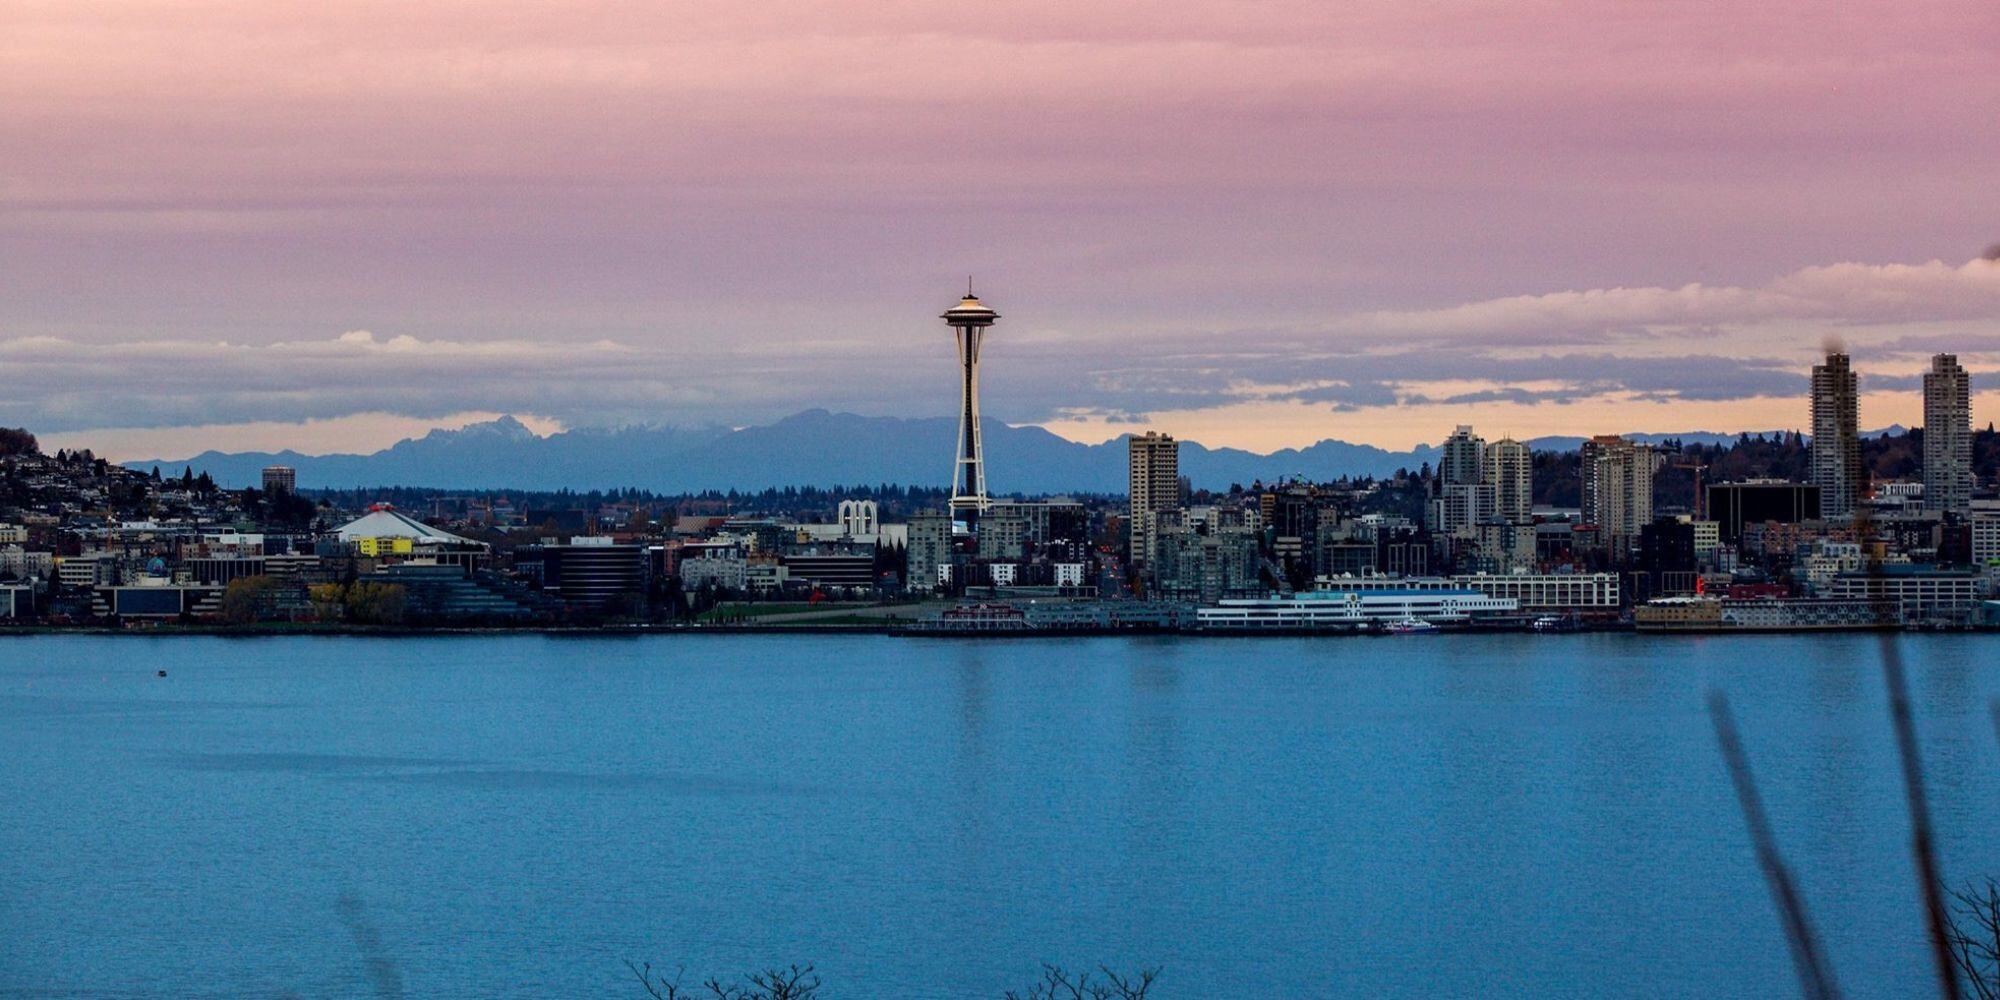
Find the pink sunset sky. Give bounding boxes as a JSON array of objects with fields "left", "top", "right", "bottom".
[{"left": 4, "top": 1, "right": 1999, "bottom": 459}]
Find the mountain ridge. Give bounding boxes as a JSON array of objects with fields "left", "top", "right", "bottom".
[{"left": 129, "top": 410, "right": 1810, "bottom": 493}]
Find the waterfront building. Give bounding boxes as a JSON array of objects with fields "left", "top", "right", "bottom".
[
  {"left": 1449, "top": 572, "right": 1620, "bottom": 612},
  {"left": 1580, "top": 435, "right": 1657, "bottom": 553},
  {"left": 1923, "top": 353, "right": 1973, "bottom": 516},
  {"left": 261, "top": 465, "right": 297, "bottom": 495},
  {"left": 1826, "top": 565, "right": 1983, "bottom": 623},
  {"left": 1198, "top": 588, "right": 1519, "bottom": 629},
  {"left": 941, "top": 289, "right": 999, "bottom": 516},
  {"left": 1485, "top": 437, "right": 1533, "bottom": 523},
  {"left": 95, "top": 582, "right": 225, "bottom": 619},
  {"left": 1811, "top": 351, "right": 1864, "bottom": 520},
  {"left": 1313, "top": 572, "right": 1619, "bottom": 613},
  {"left": 1022, "top": 600, "right": 1199, "bottom": 630},
  {"left": 373, "top": 563, "right": 552, "bottom": 621},
  {"left": 1634, "top": 596, "right": 1895, "bottom": 631},
  {"left": 530, "top": 537, "right": 646, "bottom": 609},
  {"left": 1128, "top": 431, "right": 1180, "bottom": 572}
]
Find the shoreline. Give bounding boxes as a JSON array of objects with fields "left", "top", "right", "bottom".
[{"left": 0, "top": 622, "right": 1993, "bottom": 638}]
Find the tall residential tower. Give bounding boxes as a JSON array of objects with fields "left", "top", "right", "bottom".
[
  {"left": 1580, "top": 435, "right": 1657, "bottom": 553},
  {"left": 1485, "top": 437, "right": 1533, "bottom": 523},
  {"left": 1923, "top": 353, "right": 1972, "bottom": 516},
  {"left": 941, "top": 289, "right": 999, "bottom": 516},
  {"left": 1439, "top": 425, "right": 1486, "bottom": 485},
  {"left": 1128, "top": 431, "right": 1180, "bottom": 570},
  {"left": 1810, "top": 351, "right": 1863, "bottom": 520}
]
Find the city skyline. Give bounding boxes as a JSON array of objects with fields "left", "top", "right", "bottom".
[{"left": 7, "top": 3, "right": 2000, "bottom": 459}]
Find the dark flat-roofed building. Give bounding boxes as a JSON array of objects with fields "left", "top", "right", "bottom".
[{"left": 1708, "top": 481, "right": 1821, "bottom": 544}]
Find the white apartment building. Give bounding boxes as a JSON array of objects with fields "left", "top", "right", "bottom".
[
  {"left": 0, "top": 545, "right": 54, "bottom": 580},
  {"left": 1971, "top": 506, "right": 2000, "bottom": 567},
  {"left": 679, "top": 555, "right": 748, "bottom": 592},
  {"left": 1828, "top": 569, "right": 1984, "bottom": 622},
  {"left": 56, "top": 554, "right": 119, "bottom": 589},
  {"left": 1450, "top": 572, "right": 1621, "bottom": 611}
]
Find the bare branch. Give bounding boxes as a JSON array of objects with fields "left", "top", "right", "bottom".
[
  {"left": 1708, "top": 690, "right": 1841, "bottom": 1000},
  {"left": 1881, "top": 636, "right": 1964, "bottom": 1000}
]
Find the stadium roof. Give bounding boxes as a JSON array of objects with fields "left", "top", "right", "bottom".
[{"left": 333, "top": 507, "right": 474, "bottom": 545}]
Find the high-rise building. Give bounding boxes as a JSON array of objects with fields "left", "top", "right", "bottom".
[
  {"left": 905, "top": 512, "right": 955, "bottom": 592},
  {"left": 1811, "top": 351, "right": 1863, "bottom": 520},
  {"left": 1439, "top": 425, "right": 1486, "bottom": 485},
  {"left": 262, "top": 465, "right": 296, "bottom": 495},
  {"left": 1484, "top": 438, "right": 1532, "bottom": 522},
  {"left": 1128, "top": 431, "right": 1180, "bottom": 570},
  {"left": 1580, "top": 435, "right": 1657, "bottom": 552},
  {"left": 1923, "top": 353, "right": 1972, "bottom": 516},
  {"left": 1432, "top": 482, "right": 1496, "bottom": 535},
  {"left": 941, "top": 289, "right": 999, "bottom": 516}
]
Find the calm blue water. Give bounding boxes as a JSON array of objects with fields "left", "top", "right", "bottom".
[{"left": 3, "top": 633, "right": 1999, "bottom": 998}]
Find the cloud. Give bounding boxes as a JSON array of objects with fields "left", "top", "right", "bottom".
[
  {"left": 1338, "top": 257, "right": 2000, "bottom": 347},
  {"left": 7, "top": 247, "right": 1997, "bottom": 457}
]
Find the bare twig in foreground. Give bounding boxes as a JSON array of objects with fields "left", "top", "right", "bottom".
[
  {"left": 1709, "top": 690, "right": 1842, "bottom": 1000},
  {"left": 1881, "top": 636, "right": 1963, "bottom": 1000}
]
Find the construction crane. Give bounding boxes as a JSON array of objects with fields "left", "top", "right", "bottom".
[{"left": 1670, "top": 460, "right": 1708, "bottom": 520}]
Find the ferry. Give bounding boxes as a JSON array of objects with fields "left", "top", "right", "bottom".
[{"left": 1382, "top": 617, "right": 1440, "bottom": 635}]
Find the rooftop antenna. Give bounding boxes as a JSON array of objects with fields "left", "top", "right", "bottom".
[{"left": 967, "top": 275, "right": 975, "bottom": 297}]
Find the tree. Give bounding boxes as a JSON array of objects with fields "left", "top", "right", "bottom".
[
  {"left": 345, "top": 582, "right": 408, "bottom": 625},
  {"left": 629, "top": 963, "right": 820, "bottom": 1000},
  {"left": 308, "top": 582, "right": 347, "bottom": 621},
  {"left": 306, "top": 581, "right": 408, "bottom": 624},
  {"left": 0, "top": 428, "right": 39, "bottom": 457},
  {"left": 1948, "top": 880, "right": 2000, "bottom": 1000},
  {"left": 626, "top": 963, "right": 1159, "bottom": 1000},
  {"left": 219, "top": 575, "right": 282, "bottom": 625},
  {"left": 1004, "top": 965, "right": 1160, "bottom": 1000}
]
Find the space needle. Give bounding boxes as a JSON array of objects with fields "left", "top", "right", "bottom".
[{"left": 941, "top": 283, "right": 998, "bottom": 517}]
